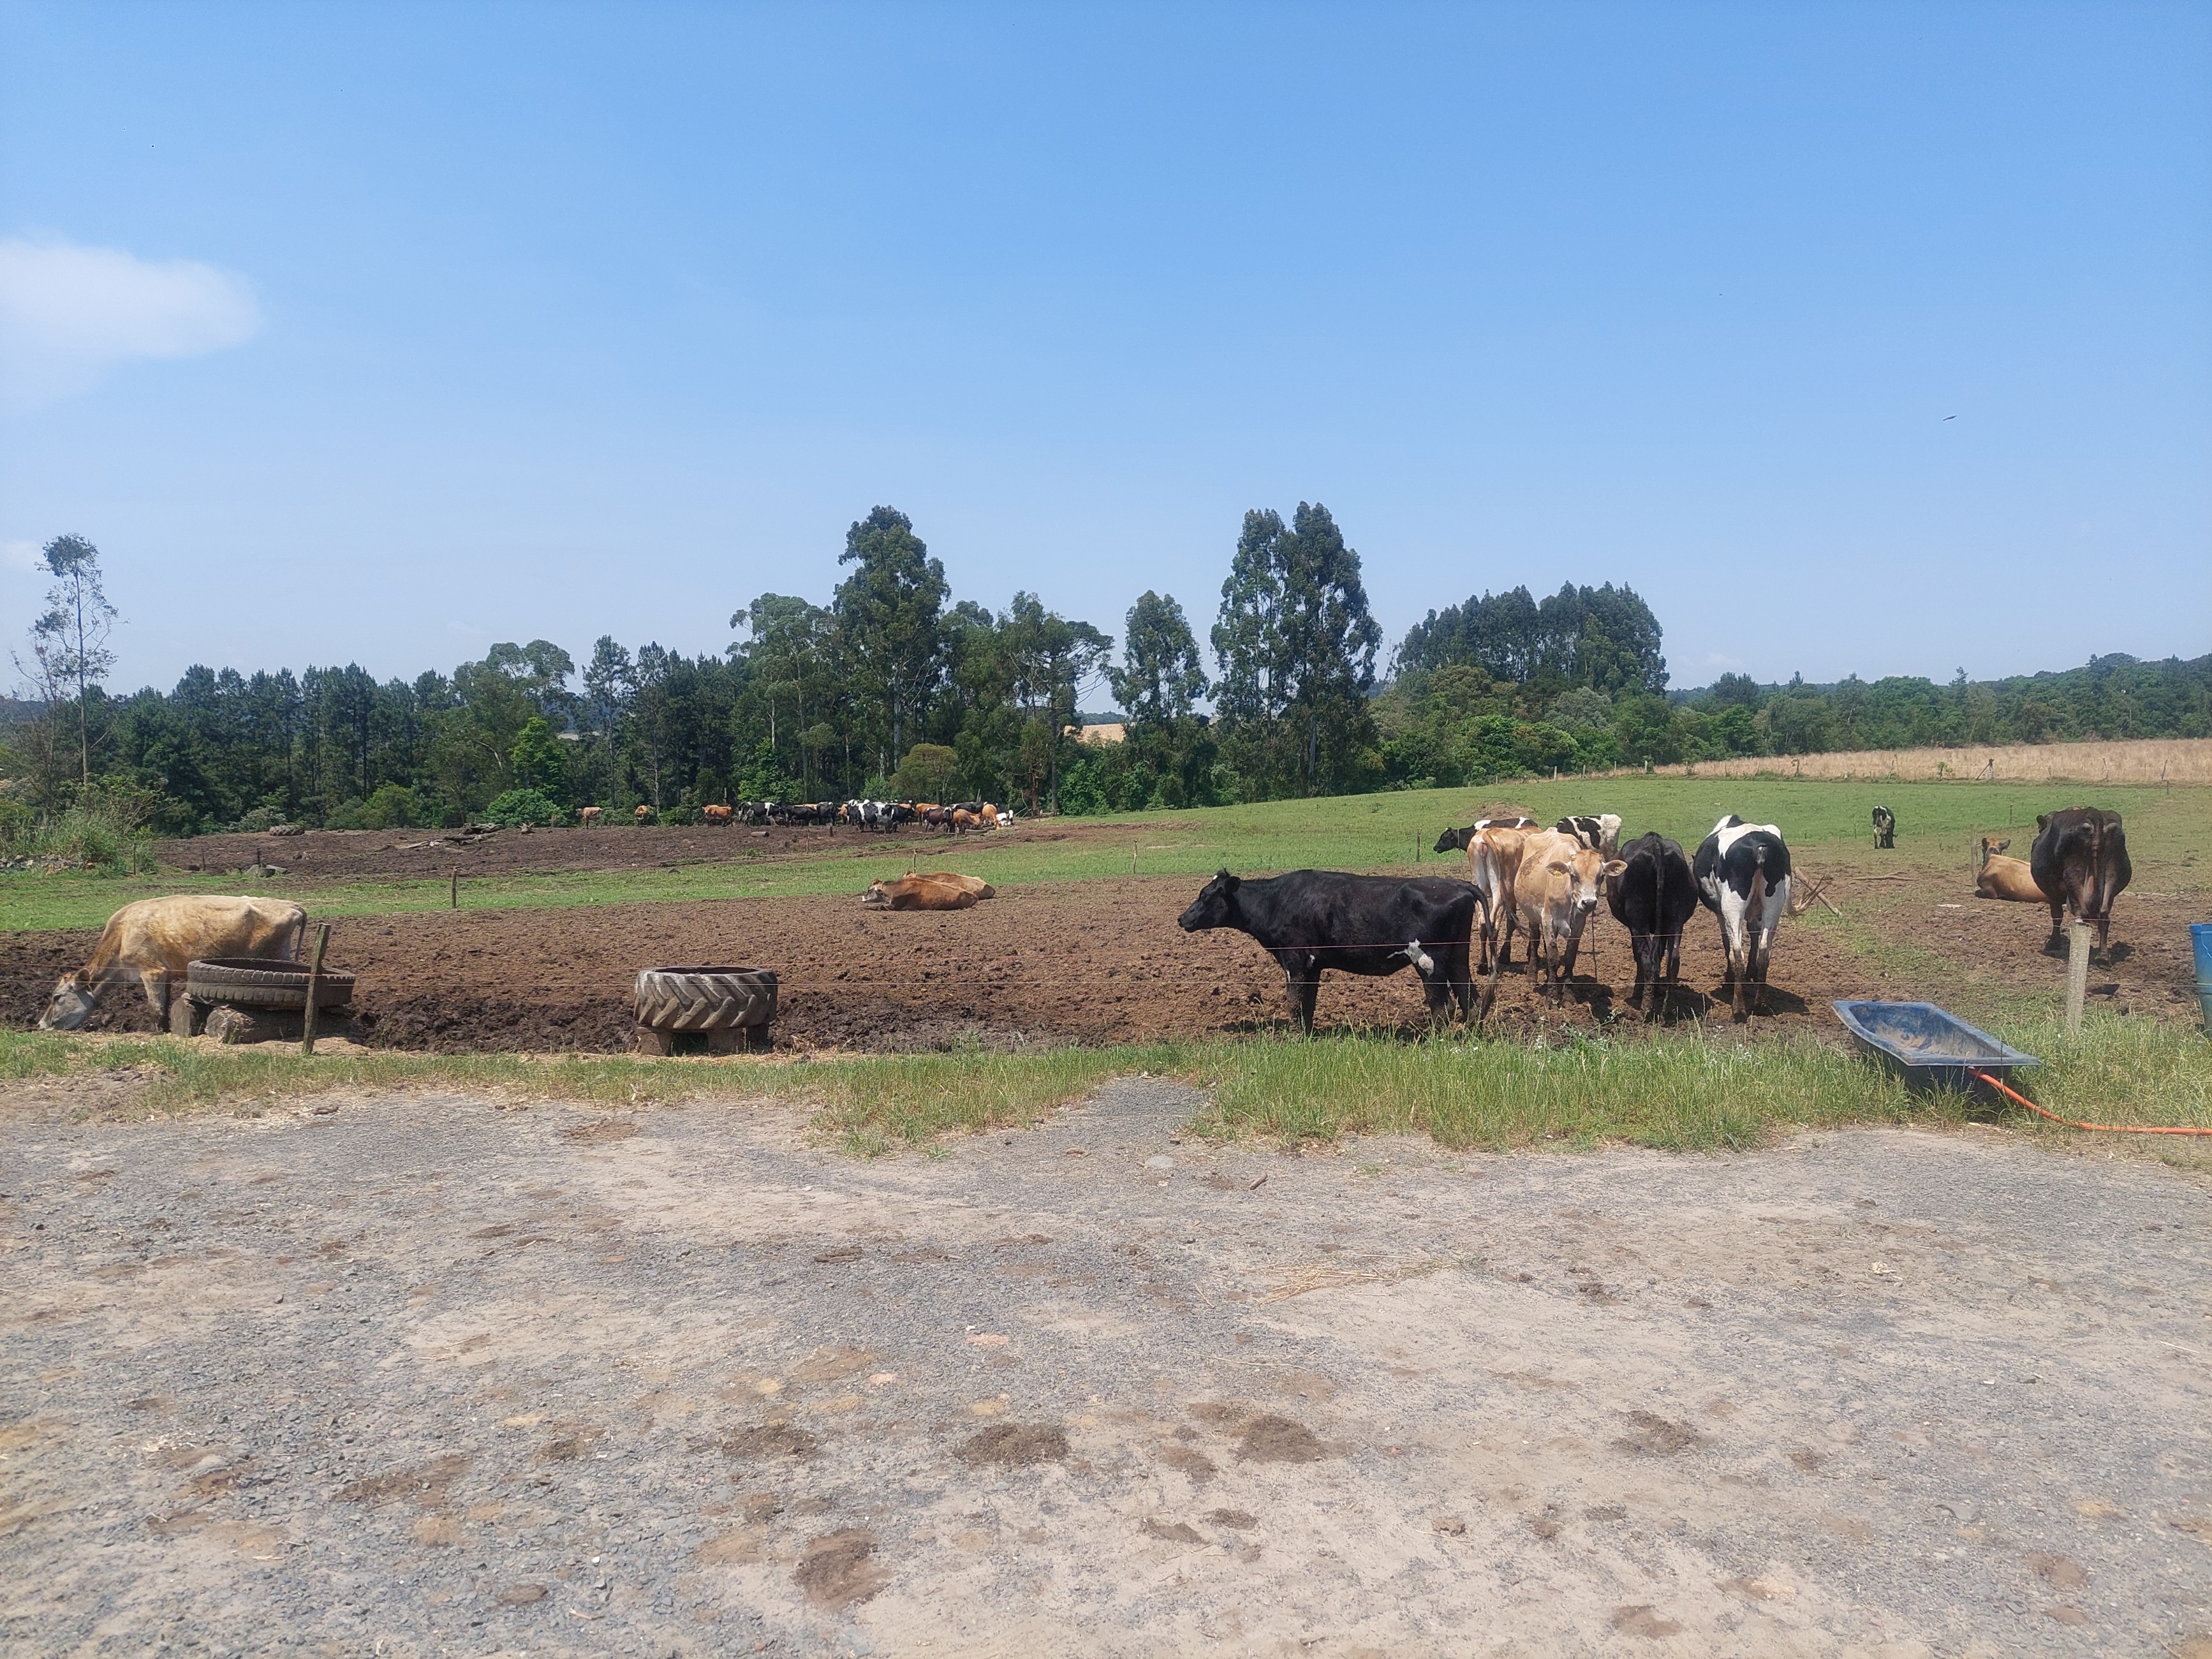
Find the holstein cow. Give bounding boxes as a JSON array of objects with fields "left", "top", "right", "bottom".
[
  {"left": 1692, "top": 815, "right": 1794, "bottom": 1021},
  {"left": 862, "top": 874, "right": 984, "bottom": 911},
  {"left": 1431, "top": 815, "right": 1537, "bottom": 855},
  {"left": 39, "top": 896, "right": 307, "bottom": 1032},
  {"left": 702, "top": 804, "right": 732, "bottom": 825},
  {"left": 1607, "top": 831, "right": 1699, "bottom": 1021},
  {"left": 577, "top": 805, "right": 603, "bottom": 826},
  {"left": 1871, "top": 805, "right": 1896, "bottom": 849},
  {"left": 1177, "top": 869, "right": 1484, "bottom": 1031},
  {"left": 1510, "top": 830, "right": 1626, "bottom": 1002},
  {"left": 1552, "top": 814, "right": 1624, "bottom": 857},
  {"left": 1973, "top": 837, "right": 2045, "bottom": 904},
  {"left": 2028, "top": 807, "right": 2131, "bottom": 961}
]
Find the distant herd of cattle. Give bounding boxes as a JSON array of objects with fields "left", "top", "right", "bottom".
[
  {"left": 572, "top": 800, "right": 1014, "bottom": 832},
  {"left": 1177, "top": 804, "right": 2134, "bottom": 1029}
]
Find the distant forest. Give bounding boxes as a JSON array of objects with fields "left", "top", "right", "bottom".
[{"left": 3, "top": 512, "right": 2206, "bottom": 839}]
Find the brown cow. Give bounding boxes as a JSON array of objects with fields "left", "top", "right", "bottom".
[
  {"left": 1509, "top": 830, "right": 1626, "bottom": 1001},
  {"left": 634, "top": 805, "right": 653, "bottom": 824},
  {"left": 1468, "top": 825, "right": 1531, "bottom": 973},
  {"left": 1973, "top": 837, "right": 2044, "bottom": 903},
  {"left": 39, "top": 896, "right": 307, "bottom": 1031},
  {"left": 703, "top": 804, "right": 732, "bottom": 825},
  {"left": 577, "top": 806, "right": 603, "bottom": 825},
  {"left": 862, "top": 874, "right": 980, "bottom": 910},
  {"left": 906, "top": 869, "right": 996, "bottom": 899}
]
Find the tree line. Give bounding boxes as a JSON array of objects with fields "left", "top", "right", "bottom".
[{"left": 4, "top": 515, "right": 2204, "bottom": 842}]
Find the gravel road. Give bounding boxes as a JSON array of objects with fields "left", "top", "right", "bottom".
[{"left": 3, "top": 1079, "right": 2208, "bottom": 1656}]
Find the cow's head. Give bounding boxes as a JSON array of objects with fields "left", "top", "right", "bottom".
[
  {"left": 1977, "top": 836, "right": 2009, "bottom": 870},
  {"left": 38, "top": 972, "right": 98, "bottom": 1031},
  {"left": 1432, "top": 826, "right": 1465, "bottom": 854},
  {"left": 861, "top": 880, "right": 891, "bottom": 909},
  {"left": 1177, "top": 871, "right": 1239, "bottom": 932},
  {"left": 1547, "top": 849, "right": 1622, "bottom": 918}
]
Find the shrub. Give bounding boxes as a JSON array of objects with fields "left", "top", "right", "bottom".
[
  {"left": 21, "top": 781, "right": 159, "bottom": 873},
  {"left": 483, "top": 787, "right": 566, "bottom": 827},
  {"left": 234, "top": 804, "right": 288, "bottom": 833},
  {"left": 326, "top": 783, "right": 424, "bottom": 831}
]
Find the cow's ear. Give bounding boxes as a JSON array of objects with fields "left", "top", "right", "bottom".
[
  {"left": 2036, "top": 814, "right": 2048, "bottom": 830},
  {"left": 1603, "top": 860, "right": 1627, "bottom": 880}
]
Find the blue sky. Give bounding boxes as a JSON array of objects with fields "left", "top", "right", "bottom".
[{"left": 2, "top": 2, "right": 2206, "bottom": 697}]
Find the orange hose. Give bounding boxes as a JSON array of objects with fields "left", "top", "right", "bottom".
[{"left": 1968, "top": 1068, "right": 2212, "bottom": 1137}]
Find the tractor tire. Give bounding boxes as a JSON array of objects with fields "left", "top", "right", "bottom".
[
  {"left": 633, "top": 966, "right": 777, "bottom": 1033},
  {"left": 187, "top": 957, "right": 356, "bottom": 1011}
]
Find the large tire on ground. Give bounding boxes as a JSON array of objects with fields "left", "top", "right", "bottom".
[
  {"left": 633, "top": 967, "right": 777, "bottom": 1033},
  {"left": 187, "top": 957, "right": 356, "bottom": 1011}
]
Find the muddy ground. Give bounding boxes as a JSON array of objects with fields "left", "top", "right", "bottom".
[
  {"left": 160, "top": 820, "right": 869, "bottom": 881},
  {"left": 3, "top": 866, "right": 2201, "bottom": 1053},
  {"left": 2, "top": 1080, "right": 2207, "bottom": 1655}
]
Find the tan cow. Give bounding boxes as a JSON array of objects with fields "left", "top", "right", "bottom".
[
  {"left": 577, "top": 806, "right": 603, "bottom": 825},
  {"left": 906, "top": 869, "right": 996, "bottom": 899},
  {"left": 1975, "top": 836, "right": 2044, "bottom": 903},
  {"left": 38, "top": 896, "right": 307, "bottom": 1031},
  {"left": 703, "top": 804, "right": 732, "bottom": 825},
  {"left": 1468, "top": 825, "right": 1531, "bottom": 973},
  {"left": 634, "top": 804, "right": 653, "bottom": 824},
  {"left": 1510, "top": 831, "right": 1626, "bottom": 1000},
  {"left": 862, "top": 874, "right": 981, "bottom": 911}
]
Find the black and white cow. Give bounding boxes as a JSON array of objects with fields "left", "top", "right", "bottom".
[
  {"left": 1871, "top": 805, "right": 1895, "bottom": 849},
  {"left": 1431, "top": 815, "right": 1538, "bottom": 855},
  {"left": 1177, "top": 869, "right": 1486, "bottom": 1030},
  {"left": 1605, "top": 832, "right": 1698, "bottom": 1021},
  {"left": 1553, "top": 814, "right": 1624, "bottom": 857},
  {"left": 1692, "top": 815, "right": 1794, "bottom": 1021}
]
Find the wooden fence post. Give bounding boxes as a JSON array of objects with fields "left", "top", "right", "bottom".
[
  {"left": 300, "top": 923, "right": 332, "bottom": 1057},
  {"left": 451, "top": 868, "right": 459, "bottom": 910},
  {"left": 2065, "top": 921, "right": 2091, "bottom": 1035}
]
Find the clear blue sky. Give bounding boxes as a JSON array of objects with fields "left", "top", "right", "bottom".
[{"left": 3, "top": 2, "right": 2207, "bottom": 697}]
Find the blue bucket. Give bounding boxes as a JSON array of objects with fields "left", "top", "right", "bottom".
[{"left": 2195, "top": 923, "right": 2212, "bottom": 1032}]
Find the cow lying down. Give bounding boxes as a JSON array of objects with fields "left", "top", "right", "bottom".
[
  {"left": 1178, "top": 869, "right": 1485, "bottom": 1031},
  {"left": 40, "top": 895, "right": 308, "bottom": 1031},
  {"left": 861, "top": 872, "right": 998, "bottom": 910}
]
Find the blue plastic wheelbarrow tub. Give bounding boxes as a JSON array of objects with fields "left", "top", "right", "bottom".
[
  {"left": 1832, "top": 1000, "right": 2040, "bottom": 1098},
  {"left": 2194, "top": 923, "right": 2212, "bottom": 1033}
]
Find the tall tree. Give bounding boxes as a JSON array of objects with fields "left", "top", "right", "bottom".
[
  {"left": 832, "top": 506, "right": 947, "bottom": 779},
  {"left": 1001, "top": 592, "right": 1110, "bottom": 813},
  {"left": 734, "top": 593, "right": 831, "bottom": 793},
  {"left": 18, "top": 534, "right": 120, "bottom": 786},
  {"left": 1109, "top": 591, "right": 1208, "bottom": 728},
  {"left": 1212, "top": 503, "right": 1380, "bottom": 797}
]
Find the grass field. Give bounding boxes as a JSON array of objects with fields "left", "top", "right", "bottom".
[
  {"left": 5, "top": 776, "right": 2207, "bottom": 933},
  {"left": 3, "top": 1007, "right": 2205, "bottom": 1164}
]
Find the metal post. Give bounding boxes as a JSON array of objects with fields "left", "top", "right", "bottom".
[
  {"left": 300, "top": 923, "right": 331, "bottom": 1057},
  {"left": 2065, "top": 921, "right": 2090, "bottom": 1035}
]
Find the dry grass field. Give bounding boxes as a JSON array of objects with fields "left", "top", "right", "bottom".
[{"left": 1616, "top": 736, "right": 2212, "bottom": 785}]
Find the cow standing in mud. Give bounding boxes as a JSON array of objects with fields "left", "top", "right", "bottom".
[
  {"left": 1607, "top": 832, "right": 1699, "bottom": 1021},
  {"left": 1177, "top": 869, "right": 1484, "bottom": 1031},
  {"left": 1692, "top": 816, "right": 1794, "bottom": 1021},
  {"left": 2028, "top": 808, "right": 2131, "bottom": 962},
  {"left": 38, "top": 896, "right": 307, "bottom": 1031}
]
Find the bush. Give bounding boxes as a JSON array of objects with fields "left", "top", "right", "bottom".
[
  {"left": 18, "top": 781, "right": 159, "bottom": 873},
  {"left": 234, "top": 804, "right": 288, "bottom": 833},
  {"left": 325, "top": 783, "right": 424, "bottom": 830},
  {"left": 483, "top": 787, "right": 566, "bottom": 827}
]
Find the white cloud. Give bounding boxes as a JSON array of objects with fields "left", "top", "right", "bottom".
[{"left": 0, "top": 237, "right": 260, "bottom": 412}]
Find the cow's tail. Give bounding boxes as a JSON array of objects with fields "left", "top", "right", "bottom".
[
  {"left": 288, "top": 908, "right": 309, "bottom": 962},
  {"left": 1746, "top": 848, "right": 1769, "bottom": 954}
]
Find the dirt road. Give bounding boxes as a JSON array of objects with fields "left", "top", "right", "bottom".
[{"left": 3, "top": 1082, "right": 2208, "bottom": 1655}]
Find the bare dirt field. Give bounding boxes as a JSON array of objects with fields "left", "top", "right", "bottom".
[
  {"left": 3, "top": 867, "right": 2201, "bottom": 1053},
  {"left": 159, "top": 821, "right": 860, "bottom": 880},
  {"left": 3, "top": 1079, "right": 2207, "bottom": 1655}
]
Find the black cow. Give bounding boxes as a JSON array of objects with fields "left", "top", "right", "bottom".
[
  {"left": 1177, "top": 870, "right": 1485, "bottom": 1031},
  {"left": 2028, "top": 807, "right": 2130, "bottom": 961},
  {"left": 1871, "top": 805, "right": 1895, "bottom": 849},
  {"left": 1606, "top": 832, "right": 1698, "bottom": 1021},
  {"left": 1692, "top": 815, "right": 1794, "bottom": 1021}
]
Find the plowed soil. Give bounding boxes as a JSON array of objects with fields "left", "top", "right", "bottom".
[
  {"left": 158, "top": 821, "right": 857, "bottom": 879},
  {"left": 3, "top": 870, "right": 2200, "bottom": 1052}
]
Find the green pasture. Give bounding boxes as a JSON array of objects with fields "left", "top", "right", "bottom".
[
  {"left": 4, "top": 776, "right": 2206, "bottom": 933},
  {"left": 3, "top": 1007, "right": 2204, "bottom": 1166}
]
